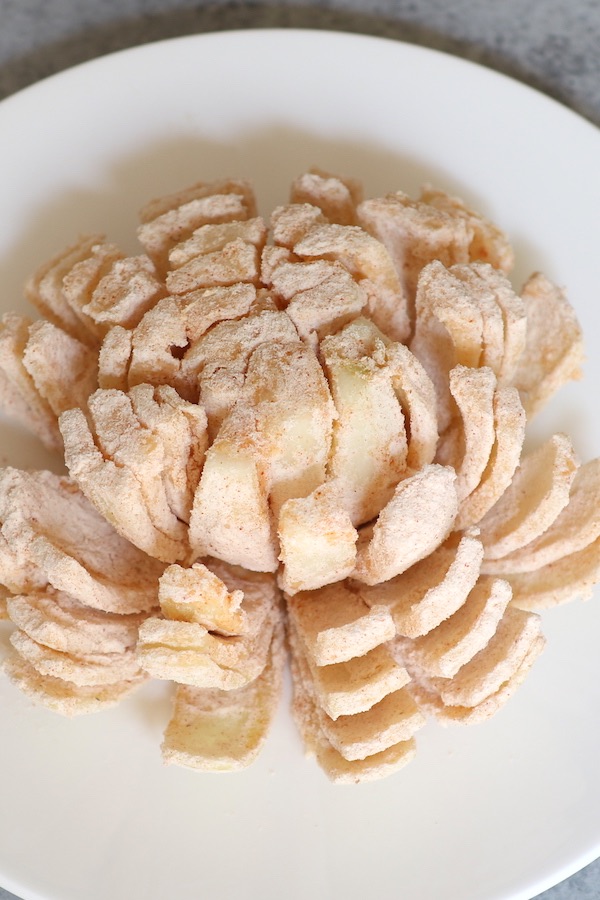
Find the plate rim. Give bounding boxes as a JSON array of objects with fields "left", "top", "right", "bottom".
[{"left": 2, "top": 26, "right": 599, "bottom": 137}]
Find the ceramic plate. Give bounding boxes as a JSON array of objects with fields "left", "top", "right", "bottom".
[{"left": 0, "top": 29, "right": 599, "bottom": 900}]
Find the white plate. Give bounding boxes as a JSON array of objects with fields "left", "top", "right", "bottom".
[{"left": 1, "top": 29, "right": 599, "bottom": 900}]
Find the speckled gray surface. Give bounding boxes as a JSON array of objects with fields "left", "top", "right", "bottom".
[
  {"left": 1, "top": 0, "right": 600, "bottom": 127},
  {"left": 0, "top": 2, "right": 599, "bottom": 899}
]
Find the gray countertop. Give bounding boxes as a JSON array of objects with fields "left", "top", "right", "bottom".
[{"left": 1, "top": 2, "right": 599, "bottom": 899}]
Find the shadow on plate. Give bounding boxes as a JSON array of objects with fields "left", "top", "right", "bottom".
[{"left": 0, "top": 123, "right": 552, "bottom": 302}]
